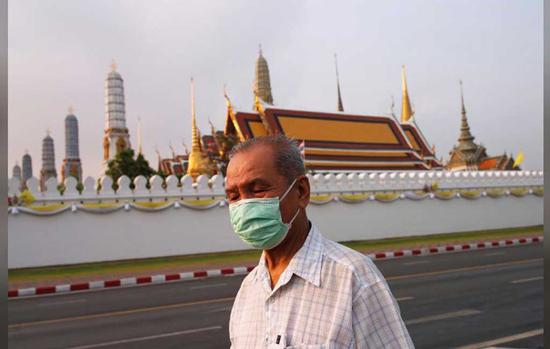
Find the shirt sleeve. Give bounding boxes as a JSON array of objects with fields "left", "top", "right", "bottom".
[{"left": 352, "top": 279, "right": 415, "bottom": 348}]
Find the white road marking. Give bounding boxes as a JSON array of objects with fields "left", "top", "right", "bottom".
[
  {"left": 189, "top": 283, "right": 227, "bottom": 290},
  {"left": 456, "top": 328, "right": 543, "bottom": 349},
  {"left": 37, "top": 298, "right": 86, "bottom": 307},
  {"left": 510, "top": 276, "right": 543, "bottom": 284},
  {"left": 402, "top": 260, "right": 430, "bottom": 266},
  {"left": 395, "top": 296, "right": 414, "bottom": 302},
  {"left": 64, "top": 326, "right": 223, "bottom": 349},
  {"left": 405, "top": 309, "right": 481, "bottom": 326}
]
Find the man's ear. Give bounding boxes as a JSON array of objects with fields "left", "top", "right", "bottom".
[{"left": 297, "top": 175, "right": 310, "bottom": 208}]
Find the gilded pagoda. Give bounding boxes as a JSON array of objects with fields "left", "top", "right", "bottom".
[{"left": 445, "top": 81, "right": 518, "bottom": 171}]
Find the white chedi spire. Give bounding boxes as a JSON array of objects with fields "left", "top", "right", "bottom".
[
  {"left": 102, "top": 59, "right": 131, "bottom": 171},
  {"left": 105, "top": 59, "right": 127, "bottom": 131},
  {"left": 40, "top": 130, "right": 57, "bottom": 191},
  {"left": 42, "top": 130, "right": 56, "bottom": 174}
]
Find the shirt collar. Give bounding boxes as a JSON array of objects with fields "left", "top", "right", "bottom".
[{"left": 252, "top": 222, "right": 324, "bottom": 289}]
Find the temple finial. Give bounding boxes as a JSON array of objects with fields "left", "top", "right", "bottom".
[
  {"left": 68, "top": 105, "right": 74, "bottom": 114},
  {"left": 401, "top": 65, "right": 414, "bottom": 123},
  {"left": 259, "top": 43, "right": 263, "bottom": 56},
  {"left": 459, "top": 80, "right": 466, "bottom": 115},
  {"left": 155, "top": 144, "right": 161, "bottom": 160},
  {"left": 169, "top": 141, "right": 176, "bottom": 158},
  {"left": 190, "top": 77, "right": 199, "bottom": 151},
  {"left": 209, "top": 118, "right": 217, "bottom": 135},
  {"left": 137, "top": 116, "right": 143, "bottom": 154},
  {"left": 111, "top": 58, "right": 117, "bottom": 72},
  {"left": 181, "top": 138, "right": 189, "bottom": 155},
  {"left": 334, "top": 53, "right": 344, "bottom": 112}
]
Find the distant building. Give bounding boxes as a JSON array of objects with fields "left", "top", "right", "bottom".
[
  {"left": 12, "top": 162, "right": 21, "bottom": 180},
  {"left": 40, "top": 131, "right": 57, "bottom": 191},
  {"left": 158, "top": 153, "right": 189, "bottom": 177},
  {"left": 22, "top": 152, "right": 33, "bottom": 187},
  {"left": 103, "top": 60, "right": 131, "bottom": 172},
  {"left": 12, "top": 162, "right": 22, "bottom": 189},
  {"left": 61, "top": 107, "right": 83, "bottom": 182},
  {"left": 446, "top": 82, "right": 517, "bottom": 171}
]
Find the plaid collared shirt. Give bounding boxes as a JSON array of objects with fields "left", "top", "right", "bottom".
[{"left": 229, "top": 223, "right": 414, "bottom": 348}]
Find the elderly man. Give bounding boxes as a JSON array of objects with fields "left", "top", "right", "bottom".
[{"left": 226, "top": 135, "right": 413, "bottom": 348}]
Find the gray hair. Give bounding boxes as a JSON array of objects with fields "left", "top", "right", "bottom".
[{"left": 228, "top": 135, "right": 306, "bottom": 184}]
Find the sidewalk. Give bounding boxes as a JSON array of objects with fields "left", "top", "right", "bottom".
[{"left": 8, "top": 231, "right": 542, "bottom": 291}]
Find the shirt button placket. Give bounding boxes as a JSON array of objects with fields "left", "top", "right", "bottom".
[{"left": 266, "top": 297, "right": 271, "bottom": 347}]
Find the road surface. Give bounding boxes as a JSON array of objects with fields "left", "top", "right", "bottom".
[{"left": 8, "top": 243, "right": 543, "bottom": 348}]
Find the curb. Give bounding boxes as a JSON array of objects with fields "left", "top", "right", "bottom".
[{"left": 8, "top": 235, "right": 543, "bottom": 298}]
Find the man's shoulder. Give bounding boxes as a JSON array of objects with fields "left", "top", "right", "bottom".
[{"left": 320, "top": 233, "right": 384, "bottom": 288}]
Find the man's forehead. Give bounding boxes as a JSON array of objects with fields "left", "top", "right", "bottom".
[{"left": 226, "top": 145, "right": 279, "bottom": 186}]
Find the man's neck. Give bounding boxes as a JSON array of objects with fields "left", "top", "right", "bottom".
[{"left": 264, "top": 218, "right": 311, "bottom": 287}]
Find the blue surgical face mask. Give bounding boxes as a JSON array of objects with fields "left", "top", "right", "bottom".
[{"left": 229, "top": 178, "right": 300, "bottom": 250}]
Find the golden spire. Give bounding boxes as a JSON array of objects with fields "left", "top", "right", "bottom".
[
  {"left": 191, "top": 78, "right": 200, "bottom": 152},
  {"left": 334, "top": 54, "right": 344, "bottom": 112},
  {"left": 253, "top": 44, "right": 274, "bottom": 105},
  {"left": 401, "top": 65, "right": 414, "bottom": 123},
  {"left": 111, "top": 59, "right": 117, "bottom": 72},
  {"left": 187, "top": 78, "right": 211, "bottom": 178},
  {"left": 137, "top": 116, "right": 143, "bottom": 154}
]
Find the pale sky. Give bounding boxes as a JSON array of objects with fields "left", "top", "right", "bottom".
[{"left": 8, "top": 0, "right": 543, "bottom": 178}]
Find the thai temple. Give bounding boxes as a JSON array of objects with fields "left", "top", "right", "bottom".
[
  {"left": 40, "top": 130, "right": 57, "bottom": 191},
  {"left": 14, "top": 54, "right": 522, "bottom": 182},
  {"left": 61, "top": 106, "right": 83, "bottom": 182},
  {"left": 445, "top": 81, "right": 518, "bottom": 171},
  {"left": 157, "top": 79, "right": 237, "bottom": 178},
  {"left": 223, "top": 49, "right": 443, "bottom": 172},
  {"left": 103, "top": 60, "right": 131, "bottom": 170}
]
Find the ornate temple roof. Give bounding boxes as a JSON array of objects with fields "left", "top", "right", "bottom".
[{"left": 225, "top": 103, "right": 441, "bottom": 171}]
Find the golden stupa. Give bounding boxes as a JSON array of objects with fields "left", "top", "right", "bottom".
[{"left": 186, "top": 78, "right": 213, "bottom": 179}]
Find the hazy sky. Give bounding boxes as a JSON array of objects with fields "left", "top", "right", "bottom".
[{"left": 8, "top": 0, "right": 543, "bottom": 178}]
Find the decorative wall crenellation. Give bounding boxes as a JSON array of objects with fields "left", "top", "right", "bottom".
[{"left": 7, "top": 170, "right": 543, "bottom": 205}]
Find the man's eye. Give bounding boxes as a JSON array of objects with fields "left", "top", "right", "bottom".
[{"left": 227, "top": 194, "right": 239, "bottom": 202}]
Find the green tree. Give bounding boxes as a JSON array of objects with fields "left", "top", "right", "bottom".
[{"left": 105, "top": 149, "right": 156, "bottom": 187}]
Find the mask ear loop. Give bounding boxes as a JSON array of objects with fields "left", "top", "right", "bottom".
[
  {"left": 279, "top": 177, "right": 301, "bottom": 226},
  {"left": 279, "top": 177, "right": 298, "bottom": 202},
  {"left": 287, "top": 207, "right": 300, "bottom": 225}
]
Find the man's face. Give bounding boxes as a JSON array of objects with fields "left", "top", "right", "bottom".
[{"left": 225, "top": 144, "right": 306, "bottom": 224}]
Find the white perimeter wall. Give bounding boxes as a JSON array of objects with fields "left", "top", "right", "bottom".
[{"left": 8, "top": 195, "right": 542, "bottom": 269}]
